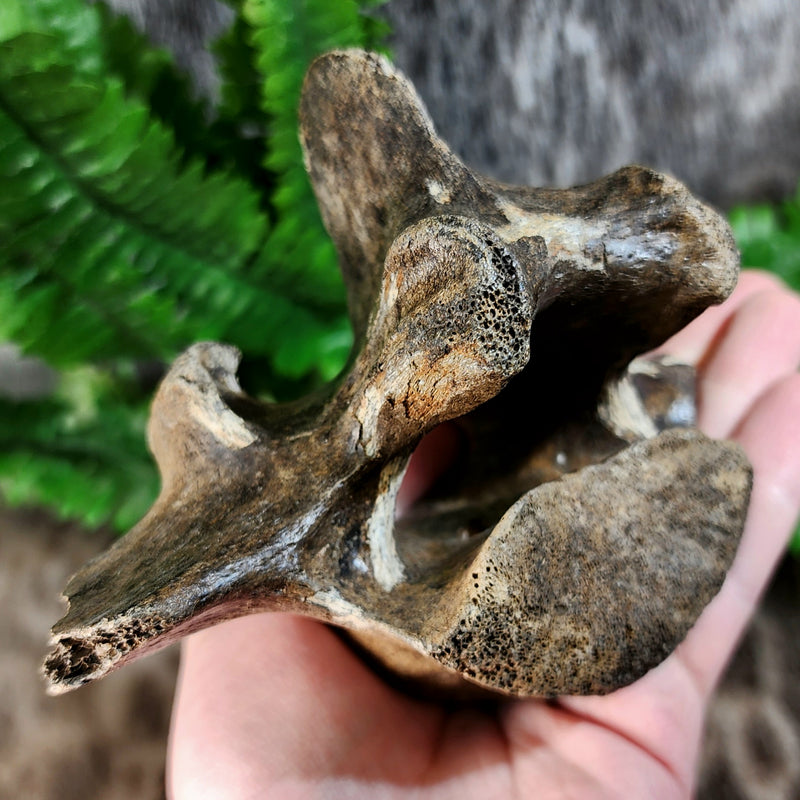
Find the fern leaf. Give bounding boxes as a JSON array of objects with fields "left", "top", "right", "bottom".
[
  {"left": 94, "top": 5, "right": 218, "bottom": 164},
  {"left": 0, "top": 33, "right": 268, "bottom": 269},
  {"left": 242, "top": 0, "right": 389, "bottom": 314},
  {"left": 0, "top": 25, "right": 349, "bottom": 371},
  {"left": 211, "top": 10, "right": 275, "bottom": 195},
  {"left": 0, "top": 0, "right": 393, "bottom": 534},
  {"left": 0, "top": 100, "right": 334, "bottom": 371},
  {"left": 0, "top": 391, "right": 159, "bottom": 531},
  {"left": 0, "top": 0, "right": 105, "bottom": 73}
]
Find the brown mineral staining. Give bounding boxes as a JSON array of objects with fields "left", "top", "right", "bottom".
[{"left": 46, "top": 50, "right": 750, "bottom": 698}]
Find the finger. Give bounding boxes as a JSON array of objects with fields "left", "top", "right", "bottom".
[
  {"left": 677, "top": 372, "right": 800, "bottom": 696},
  {"left": 657, "top": 269, "right": 787, "bottom": 364},
  {"left": 551, "top": 373, "right": 800, "bottom": 787},
  {"left": 695, "top": 288, "right": 800, "bottom": 438}
]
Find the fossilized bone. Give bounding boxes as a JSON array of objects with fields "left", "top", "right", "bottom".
[{"left": 45, "top": 50, "right": 751, "bottom": 698}]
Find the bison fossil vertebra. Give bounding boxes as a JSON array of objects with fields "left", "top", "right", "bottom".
[{"left": 45, "top": 50, "right": 751, "bottom": 698}]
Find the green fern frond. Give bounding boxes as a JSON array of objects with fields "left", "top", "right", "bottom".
[
  {"left": 211, "top": 10, "right": 274, "bottom": 195},
  {"left": 243, "top": 0, "right": 389, "bottom": 314},
  {"left": 1, "top": 0, "right": 105, "bottom": 74},
  {"left": 0, "top": 0, "right": 392, "bottom": 530},
  {"left": 0, "top": 433, "right": 159, "bottom": 531},
  {"left": 94, "top": 5, "right": 225, "bottom": 171},
  {"left": 0, "top": 32, "right": 268, "bottom": 270},
  {"left": 0, "top": 98, "right": 331, "bottom": 367},
  {"left": 0, "top": 23, "right": 347, "bottom": 370},
  {"left": 0, "top": 368, "right": 158, "bottom": 530}
]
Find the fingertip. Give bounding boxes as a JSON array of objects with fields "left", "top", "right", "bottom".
[
  {"left": 669, "top": 374, "right": 800, "bottom": 700},
  {"left": 657, "top": 269, "right": 792, "bottom": 364},
  {"left": 721, "top": 372, "right": 800, "bottom": 612},
  {"left": 697, "top": 288, "right": 800, "bottom": 438},
  {"left": 733, "top": 371, "right": 800, "bottom": 527}
]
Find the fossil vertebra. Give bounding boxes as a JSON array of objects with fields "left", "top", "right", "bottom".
[{"left": 45, "top": 50, "right": 751, "bottom": 698}]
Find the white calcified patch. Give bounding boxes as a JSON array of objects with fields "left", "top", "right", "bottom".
[
  {"left": 312, "top": 587, "right": 427, "bottom": 650},
  {"left": 426, "top": 178, "right": 452, "bottom": 203},
  {"left": 628, "top": 354, "right": 688, "bottom": 375},
  {"left": 166, "top": 343, "right": 258, "bottom": 451},
  {"left": 599, "top": 375, "right": 659, "bottom": 442},
  {"left": 599, "top": 356, "right": 697, "bottom": 440},
  {"left": 366, "top": 456, "right": 408, "bottom": 591},
  {"left": 189, "top": 399, "right": 257, "bottom": 450},
  {"left": 495, "top": 198, "right": 607, "bottom": 271},
  {"left": 354, "top": 383, "right": 385, "bottom": 457},
  {"left": 495, "top": 198, "right": 677, "bottom": 274},
  {"left": 185, "top": 501, "right": 328, "bottom": 600},
  {"left": 666, "top": 396, "right": 696, "bottom": 427}
]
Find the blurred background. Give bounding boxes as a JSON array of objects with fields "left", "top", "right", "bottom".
[{"left": 1, "top": 1, "right": 799, "bottom": 797}]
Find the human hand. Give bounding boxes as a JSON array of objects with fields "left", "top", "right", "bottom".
[{"left": 168, "top": 270, "right": 800, "bottom": 799}]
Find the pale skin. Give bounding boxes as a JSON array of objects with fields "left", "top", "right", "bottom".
[{"left": 168, "top": 270, "right": 800, "bottom": 800}]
